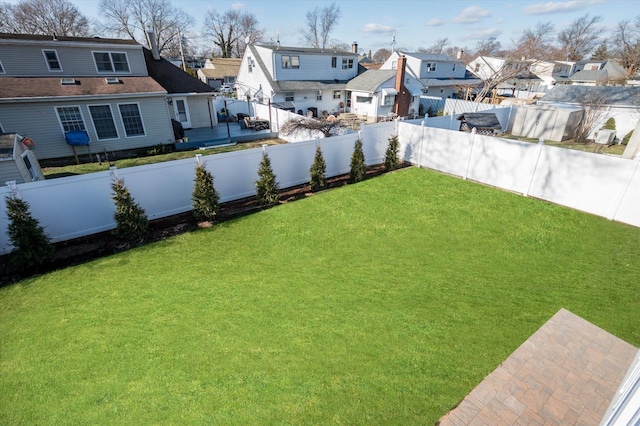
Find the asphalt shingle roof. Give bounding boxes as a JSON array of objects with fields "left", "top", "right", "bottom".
[
  {"left": 539, "top": 85, "right": 640, "bottom": 106},
  {"left": 143, "top": 48, "right": 214, "bottom": 94},
  {"left": 345, "top": 70, "right": 396, "bottom": 92}
]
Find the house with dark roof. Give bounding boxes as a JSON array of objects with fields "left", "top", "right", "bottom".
[
  {"left": 569, "top": 60, "right": 627, "bottom": 86},
  {"left": 0, "top": 32, "right": 175, "bottom": 161},
  {"left": 235, "top": 44, "right": 361, "bottom": 116},
  {"left": 143, "top": 46, "right": 217, "bottom": 132}
]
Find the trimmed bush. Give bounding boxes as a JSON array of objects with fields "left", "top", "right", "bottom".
[
  {"left": 192, "top": 163, "right": 220, "bottom": 221},
  {"left": 603, "top": 117, "right": 616, "bottom": 130},
  {"left": 384, "top": 135, "right": 400, "bottom": 171},
  {"left": 5, "top": 195, "right": 53, "bottom": 267},
  {"left": 349, "top": 138, "right": 366, "bottom": 183},
  {"left": 309, "top": 145, "right": 327, "bottom": 192},
  {"left": 622, "top": 131, "right": 632, "bottom": 145},
  {"left": 255, "top": 152, "right": 280, "bottom": 205},
  {"left": 111, "top": 178, "right": 148, "bottom": 240}
]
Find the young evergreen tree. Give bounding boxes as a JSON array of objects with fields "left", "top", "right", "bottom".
[
  {"left": 309, "top": 145, "right": 327, "bottom": 192},
  {"left": 111, "top": 178, "right": 148, "bottom": 240},
  {"left": 349, "top": 138, "right": 366, "bottom": 183},
  {"left": 5, "top": 195, "right": 53, "bottom": 267},
  {"left": 192, "top": 163, "right": 220, "bottom": 221},
  {"left": 384, "top": 134, "right": 400, "bottom": 171},
  {"left": 603, "top": 117, "right": 616, "bottom": 130},
  {"left": 255, "top": 152, "right": 280, "bottom": 205}
]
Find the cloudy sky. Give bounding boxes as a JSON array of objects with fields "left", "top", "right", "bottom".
[{"left": 7, "top": 0, "right": 637, "bottom": 54}]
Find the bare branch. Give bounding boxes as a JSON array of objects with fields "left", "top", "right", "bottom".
[
  {"left": 5, "top": 0, "right": 91, "bottom": 36},
  {"left": 280, "top": 116, "right": 345, "bottom": 138},
  {"left": 302, "top": 3, "right": 340, "bottom": 49}
]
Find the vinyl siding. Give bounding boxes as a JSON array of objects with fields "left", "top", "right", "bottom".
[
  {"left": 0, "top": 160, "right": 25, "bottom": 184},
  {"left": 186, "top": 96, "right": 214, "bottom": 128},
  {"left": 271, "top": 53, "right": 358, "bottom": 81},
  {"left": 0, "top": 43, "right": 147, "bottom": 77},
  {"left": 0, "top": 96, "right": 173, "bottom": 160}
]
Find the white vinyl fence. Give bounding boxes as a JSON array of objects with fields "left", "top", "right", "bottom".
[
  {"left": 2, "top": 118, "right": 639, "bottom": 255},
  {"left": 0, "top": 123, "right": 396, "bottom": 254}
]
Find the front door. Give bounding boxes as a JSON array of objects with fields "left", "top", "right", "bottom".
[{"left": 172, "top": 97, "right": 192, "bottom": 129}]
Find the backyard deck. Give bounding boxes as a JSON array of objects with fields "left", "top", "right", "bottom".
[{"left": 176, "top": 122, "right": 277, "bottom": 151}]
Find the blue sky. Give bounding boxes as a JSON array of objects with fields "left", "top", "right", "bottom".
[{"left": 8, "top": 0, "right": 637, "bottom": 54}]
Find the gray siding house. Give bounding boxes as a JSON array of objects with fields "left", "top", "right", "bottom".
[{"left": 0, "top": 33, "right": 174, "bottom": 161}]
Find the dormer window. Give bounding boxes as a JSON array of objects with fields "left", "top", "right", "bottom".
[
  {"left": 281, "top": 55, "right": 299, "bottom": 69},
  {"left": 425, "top": 63, "right": 436, "bottom": 72},
  {"left": 43, "top": 50, "right": 62, "bottom": 71},
  {"left": 93, "top": 51, "right": 130, "bottom": 73}
]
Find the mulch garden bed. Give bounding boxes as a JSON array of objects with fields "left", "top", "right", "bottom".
[{"left": 1, "top": 163, "right": 409, "bottom": 286}]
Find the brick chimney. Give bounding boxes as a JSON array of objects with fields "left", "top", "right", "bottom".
[{"left": 394, "top": 55, "right": 410, "bottom": 117}]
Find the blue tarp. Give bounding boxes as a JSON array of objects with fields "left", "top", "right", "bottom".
[{"left": 65, "top": 130, "right": 90, "bottom": 146}]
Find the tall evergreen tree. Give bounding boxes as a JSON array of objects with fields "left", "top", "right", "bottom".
[
  {"left": 192, "top": 163, "right": 220, "bottom": 221},
  {"left": 5, "top": 195, "right": 53, "bottom": 267},
  {"left": 111, "top": 178, "right": 148, "bottom": 240},
  {"left": 384, "top": 135, "right": 400, "bottom": 171},
  {"left": 309, "top": 145, "right": 327, "bottom": 192},
  {"left": 255, "top": 152, "right": 279, "bottom": 205},
  {"left": 349, "top": 138, "right": 366, "bottom": 183}
]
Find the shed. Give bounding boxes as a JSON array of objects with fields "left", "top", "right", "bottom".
[
  {"left": 457, "top": 113, "right": 502, "bottom": 135},
  {"left": 509, "top": 104, "right": 583, "bottom": 142},
  {"left": 0, "top": 133, "right": 45, "bottom": 184}
]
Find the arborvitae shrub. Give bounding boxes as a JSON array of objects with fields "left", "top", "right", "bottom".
[
  {"left": 5, "top": 195, "right": 53, "bottom": 267},
  {"left": 309, "top": 145, "right": 327, "bottom": 192},
  {"left": 603, "top": 117, "right": 616, "bottom": 130},
  {"left": 622, "top": 130, "right": 632, "bottom": 145},
  {"left": 349, "top": 138, "right": 366, "bottom": 183},
  {"left": 192, "top": 163, "right": 220, "bottom": 221},
  {"left": 255, "top": 152, "right": 279, "bottom": 205},
  {"left": 111, "top": 178, "right": 148, "bottom": 240},
  {"left": 384, "top": 135, "right": 400, "bottom": 171}
]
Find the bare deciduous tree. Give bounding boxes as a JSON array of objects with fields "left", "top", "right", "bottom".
[
  {"left": 420, "top": 38, "right": 450, "bottom": 55},
  {"left": 303, "top": 3, "right": 340, "bottom": 49},
  {"left": 98, "top": 0, "right": 192, "bottom": 54},
  {"left": 475, "top": 37, "right": 502, "bottom": 57},
  {"left": 511, "top": 21, "right": 554, "bottom": 60},
  {"left": 3, "top": 0, "right": 91, "bottom": 36},
  {"left": 573, "top": 90, "right": 613, "bottom": 142},
  {"left": 611, "top": 16, "right": 640, "bottom": 77},
  {"left": 557, "top": 14, "right": 602, "bottom": 61},
  {"left": 202, "top": 9, "right": 263, "bottom": 58},
  {"left": 372, "top": 48, "right": 391, "bottom": 63},
  {"left": 280, "top": 116, "right": 345, "bottom": 138}
]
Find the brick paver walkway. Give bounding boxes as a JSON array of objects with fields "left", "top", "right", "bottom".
[{"left": 437, "top": 309, "right": 638, "bottom": 425}]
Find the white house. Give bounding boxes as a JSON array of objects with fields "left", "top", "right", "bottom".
[
  {"left": 467, "top": 56, "right": 546, "bottom": 99},
  {"left": 381, "top": 51, "right": 481, "bottom": 99},
  {"left": 197, "top": 58, "right": 241, "bottom": 89},
  {"left": 235, "top": 44, "right": 360, "bottom": 116}
]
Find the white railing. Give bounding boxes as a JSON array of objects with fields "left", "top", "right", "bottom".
[{"left": 2, "top": 119, "right": 639, "bottom": 255}]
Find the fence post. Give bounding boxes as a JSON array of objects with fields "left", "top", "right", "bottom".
[
  {"left": 195, "top": 154, "right": 203, "bottom": 165},
  {"left": 464, "top": 128, "right": 477, "bottom": 180},
  {"left": 525, "top": 137, "right": 545, "bottom": 197},
  {"left": 418, "top": 120, "right": 425, "bottom": 168},
  {"left": 6, "top": 180, "right": 18, "bottom": 198},
  {"left": 109, "top": 165, "right": 118, "bottom": 180}
]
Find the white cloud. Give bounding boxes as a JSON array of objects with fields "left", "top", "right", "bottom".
[
  {"left": 426, "top": 19, "right": 445, "bottom": 26},
  {"left": 361, "top": 23, "right": 395, "bottom": 34},
  {"left": 522, "top": 0, "right": 603, "bottom": 15},
  {"left": 453, "top": 6, "right": 491, "bottom": 24},
  {"left": 459, "top": 28, "right": 503, "bottom": 41},
  {"left": 231, "top": 3, "right": 246, "bottom": 10}
]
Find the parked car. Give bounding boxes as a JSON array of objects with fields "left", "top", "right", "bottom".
[{"left": 219, "top": 84, "right": 233, "bottom": 93}]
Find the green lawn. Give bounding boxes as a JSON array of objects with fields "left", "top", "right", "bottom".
[{"left": 1, "top": 167, "right": 638, "bottom": 424}]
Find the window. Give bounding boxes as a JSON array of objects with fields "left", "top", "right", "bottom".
[
  {"left": 453, "top": 64, "right": 456, "bottom": 72},
  {"left": 248, "top": 57, "right": 254, "bottom": 73},
  {"left": 56, "top": 106, "right": 86, "bottom": 133},
  {"left": 425, "top": 62, "right": 436, "bottom": 72},
  {"left": 118, "top": 103, "right": 145, "bottom": 137},
  {"left": 316, "top": 91, "right": 322, "bottom": 101},
  {"left": 475, "top": 63, "right": 481, "bottom": 72},
  {"left": 93, "top": 51, "right": 130, "bottom": 73},
  {"left": 21, "top": 151, "right": 39, "bottom": 181},
  {"left": 284, "top": 92, "right": 294, "bottom": 102},
  {"left": 333, "top": 90, "right": 341, "bottom": 99},
  {"left": 0, "top": 60, "right": 5, "bottom": 74},
  {"left": 331, "top": 57, "right": 337, "bottom": 68},
  {"left": 383, "top": 95, "right": 394, "bottom": 106},
  {"left": 281, "top": 55, "right": 299, "bottom": 69},
  {"left": 89, "top": 105, "right": 118, "bottom": 140},
  {"left": 356, "top": 96, "right": 372, "bottom": 104},
  {"left": 43, "top": 50, "right": 62, "bottom": 71},
  {"left": 342, "top": 58, "right": 353, "bottom": 69},
  {"left": 391, "top": 61, "right": 397, "bottom": 70}
]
